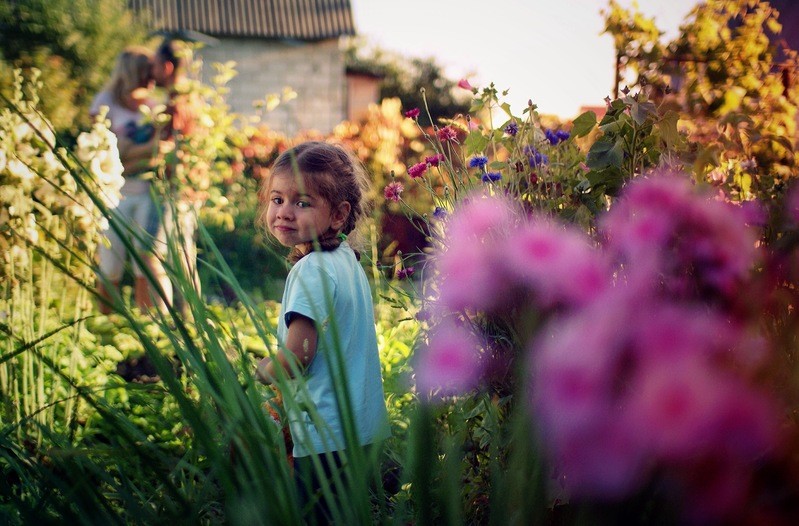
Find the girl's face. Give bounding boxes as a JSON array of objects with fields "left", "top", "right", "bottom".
[{"left": 266, "top": 171, "right": 349, "bottom": 248}]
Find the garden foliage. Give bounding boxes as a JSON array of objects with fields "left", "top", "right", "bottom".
[{"left": 2, "top": 1, "right": 799, "bottom": 523}]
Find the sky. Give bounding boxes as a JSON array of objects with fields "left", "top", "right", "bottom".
[{"left": 351, "top": 0, "right": 700, "bottom": 118}]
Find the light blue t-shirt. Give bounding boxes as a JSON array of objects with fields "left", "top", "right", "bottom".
[{"left": 277, "top": 242, "right": 390, "bottom": 458}]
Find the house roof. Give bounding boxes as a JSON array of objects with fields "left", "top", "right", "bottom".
[{"left": 129, "top": 0, "right": 356, "bottom": 41}]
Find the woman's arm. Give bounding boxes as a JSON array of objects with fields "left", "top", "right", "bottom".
[
  {"left": 116, "top": 134, "right": 162, "bottom": 175},
  {"left": 256, "top": 314, "right": 318, "bottom": 384}
]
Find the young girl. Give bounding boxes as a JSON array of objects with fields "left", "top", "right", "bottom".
[{"left": 255, "top": 141, "right": 390, "bottom": 521}]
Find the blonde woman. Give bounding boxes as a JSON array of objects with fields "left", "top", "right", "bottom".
[{"left": 90, "top": 46, "right": 172, "bottom": 314}]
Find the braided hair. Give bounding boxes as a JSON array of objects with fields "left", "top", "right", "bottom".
[{"left": 259, "top": 141, "right": 371, "bottom": 263}]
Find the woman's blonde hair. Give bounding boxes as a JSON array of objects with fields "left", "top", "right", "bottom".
[{"left": 106, "top": 45, "right": 153, "bottom": 106}]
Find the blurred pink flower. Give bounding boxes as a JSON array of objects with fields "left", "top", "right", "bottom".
[
  {"left": 501, "top": 218, "right": 610, "bottom": 309},
  {"left": 600, "top": 173, "right": 760, "bottom": 304},
  {"left": 531, "top": 290, "right": 782, "bottom": 512},
  {"left": 404, "top": 108, "right": 420, "bottom": 119},
  {"left": 415, "top": 321, "right": 483, "bottom": 396}
]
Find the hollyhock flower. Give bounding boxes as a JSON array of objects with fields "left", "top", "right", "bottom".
[
  {"left": 468, "top": 155, "right": 488, "bottom": 169},
  {"left": 383, "top": 181, "right": 404, "bottom": 202},
  {"left": 504, "top": 121, "right": 518, "bottom": 136},
  {"left": 415, "top": 320, "right": 483, "bottom": 396},
  {"left": 436, "top": 126, "right": 458, "bottom": 143},
  {"left": 481, "top": 172, "right": 501, "bottom": 183},
  {"left": 407, "top": 162, "right": 428, "bottom": 178},
  {"left": 425, "top": 154, "right": 445, "bottom": 167},
  {"left": 457, "top": 78, "right": 474, "bottom": 91},
  {"left": 404, "top": 108, "right": 420, "bottom": 119}
]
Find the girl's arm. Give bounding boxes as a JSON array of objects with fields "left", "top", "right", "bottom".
[{"left": 256, "top": 314, "right": 318, "bottom": 384}]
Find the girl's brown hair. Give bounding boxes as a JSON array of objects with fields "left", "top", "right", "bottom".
[
  {"left": 106, "top": 46, "right": 153, "bottom": 107},
  {"left": 258, "top": 141, "right": 372, "bottom": 263}
]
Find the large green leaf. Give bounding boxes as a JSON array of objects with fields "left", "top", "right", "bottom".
[{"left": 571, "top": 111, "right": 597, "bottom": 138}]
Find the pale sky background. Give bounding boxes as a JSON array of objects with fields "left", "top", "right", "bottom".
[{"left": 351, "top": 0, "right": 701, "bottom": 118}]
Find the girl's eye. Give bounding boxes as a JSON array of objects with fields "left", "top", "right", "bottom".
[
  {"left": 271, "top": 197, "right": 283, "bottom": 205},
  {"left": 297, "top": 201, "right": 311, "bottom": 208}
]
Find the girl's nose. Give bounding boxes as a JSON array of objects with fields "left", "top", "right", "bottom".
[{"left": 276, "top": 203, "right": 293, "bottom": 220}]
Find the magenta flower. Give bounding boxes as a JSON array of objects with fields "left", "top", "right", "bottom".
[
  {"left": 457, "top": 78, "right": 474, "bottom": 91},
  {"left": 415, "top": 320, "right": 483, "bottom": 396},
  {"left": 383, "top": 181, "right": 404, "bottom": 202},
  {"left": 404, "top": 108, "right": 420, "bottom": 119},
  {"left": 425, "top": 154, "right": 445, "bottom": 166},
  {"left": 436, "top": 126, "right": 458, "bottom": 143},
  {"left": 407, "top": 162, "right": 428, "bottom": 178}
]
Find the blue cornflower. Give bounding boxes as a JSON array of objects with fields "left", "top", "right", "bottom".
[
  {"left": 556, "top": 129, "right": 570, "bottom": 142},
  {"left": 545, "top": 129, "right": 559, "bottom": 145},
  {"left": 524, "top": 145, "right": 549, "bottom": 168},
  {"left": 433, "top": 206, "right": 448, "bottom": 219},
  {"left": 481, "top": 172, "right": 502, "bottom": 183},
  {"left": 468, "top": 155, "right": 489, "bottom": 169},
  {"left": 504, "top": 121, "right": 519, "bottom": 136}
]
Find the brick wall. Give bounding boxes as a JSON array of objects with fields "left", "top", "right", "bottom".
[{"left": 197, "top": 38, "right": 346, "bottom": 135}]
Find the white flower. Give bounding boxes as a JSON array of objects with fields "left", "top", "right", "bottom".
[
  {"left": 0, "top": 148, "right": 6, "bottom": 172},
  {"left": 7, "top": 159, "right": 34, "bottom": 181},
  {"left": 24, "top": 214, "right": 38, "bottom": 243}
]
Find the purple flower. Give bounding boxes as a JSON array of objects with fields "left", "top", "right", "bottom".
[
  {"left": 383, "top": 181, "right": 404, "bottom": 202},
  {"left": 481, "top": 172, "right": 501, "bottom": 183},
  {"left": 504, "top": 121, "right": 518, "bottom": 136},
  {"left": 404, "top": 108, "right": 420, "bottom": 119},
  {"left": 425, "top": 154, "right": 445, "bottom": 167},
  {"left": 468, "top": 155, "right": 489, "bottom": 169},
  {"left": 396, "top": 266, "right": 415, "bottom": 280},
  {"left": 433, "top": 206, "right": 448, "bottom": 219},
  {"left": 408, "top": 162, "right": 428, "bottom": 178}
]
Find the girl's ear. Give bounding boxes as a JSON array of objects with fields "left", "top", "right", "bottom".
[{"left": 331, "top": 201, "right": 352, "bottom": 231}]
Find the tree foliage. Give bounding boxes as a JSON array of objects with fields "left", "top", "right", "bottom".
[
  {"left": 0, "top": 0, "right": 148, "bottom": 133},
  {"left": 603, "top": 0, "right": 799, "bottom": 199},
  {"left": 344, "top": 37, "right": 471, "bottom": 128}
]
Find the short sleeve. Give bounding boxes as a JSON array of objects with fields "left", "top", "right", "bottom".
[{"left": 283, "top": 255, "right": 338, "bottom": 329}]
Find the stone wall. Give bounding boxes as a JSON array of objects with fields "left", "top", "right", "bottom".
[{"left": 197, "top": 38, "right": 346, "bottom": 135}]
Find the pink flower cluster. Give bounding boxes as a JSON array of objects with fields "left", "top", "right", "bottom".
[
  {"left": 532, "top": 290, "right": 778, "bottom": 520},
  {"left": 415, "top": 172, "right": 782, "bottom": 522},
  {"left": 599, "top": 173, "right": 760, "bottom": 306}
]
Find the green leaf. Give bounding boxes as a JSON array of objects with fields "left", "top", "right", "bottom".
[
  {"left": 489, "top": 161, "right": 508, "bottom": 170},
  {"left": 630, "top": 100, "right": 657, "bottom": 125},
  {"left": 657, "top": 110, "right": 684, "bottom": 151},
  {"left": 500, "top": 102, "right": 514, "bottom": 118},
  {"left": 571, "top": 111, "right": 597, "bottom": 138},
  {"left": 586, "top": 138, "right": 624, "bottom": 170},
  {"left": 464, "top": 130, "right": 489, "bottom": 155}
]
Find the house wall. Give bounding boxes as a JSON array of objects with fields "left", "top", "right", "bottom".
[
  {"left": 346, "top": 74, "right": 381, "bottom": 122},
  {"left": 197, "top": 37, "right": 346, "bottom": 135}
]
